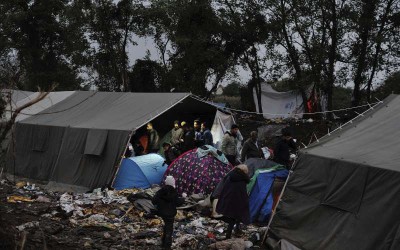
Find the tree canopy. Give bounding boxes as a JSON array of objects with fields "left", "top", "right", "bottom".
[{"left": 1, "top": 0, "right": 399, "bottom": 113}]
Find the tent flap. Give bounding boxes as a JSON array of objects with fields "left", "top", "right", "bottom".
[
  {"left": 321, "top": 160, "right": 368, "bottom": 213},
  {"left": 84, "top": 129, "right": 108, "bottom": 156}
]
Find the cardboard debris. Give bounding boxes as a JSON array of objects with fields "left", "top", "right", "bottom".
[
  {"left": 15, "top": 181, "right": 26, "bottom": 188},
  {"left": 7, "top": 195, "right": 34, "bottom": 203}
]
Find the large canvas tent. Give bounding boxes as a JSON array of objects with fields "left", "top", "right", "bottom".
[
  {"left": 6, "top": 91, "right": 229, "bottom": 190},
  {"left": 268, "top": 94, "right": 400, "bottom": 250}
]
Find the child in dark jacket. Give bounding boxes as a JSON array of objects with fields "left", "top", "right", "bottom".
[{"left": 152, "top": 176, "right": 185, "bottom": 249}]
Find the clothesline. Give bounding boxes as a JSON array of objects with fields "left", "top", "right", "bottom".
[{"left": 191, "top": 94, "right": 383, "bottom": 117}]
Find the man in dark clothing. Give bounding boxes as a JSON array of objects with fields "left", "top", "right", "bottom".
[
  {"left": 152, "top": 176, "right": 185, "bottom": 249},
  {"left": 216, "top": 165, "right": 250, "bottom": 239},
  {"left": 147, "top": 123, "right": 160, "bottom": 153},
  {"left": 133, "top": 142, "right": 144, "bottom": 156},
  {"left": 273, "top": 128, "right": 297, "bottom": 168},
  {"left": 221, "top": 124, "right": 240, "bottom": 166},
  {"left": 181, "top": 122, "right": 195, "bottom": 152},
  {"left": 241, "top": 131, "right": 262, "bottom": 162},
  {"left": 194, "top": 119, "right": 203, "bottom": 147},
  {"left": 170, "top": 120, "right": 184, "bottom": 149},
  {"left": 162, "top": 142, "right": 180, "bottom": 165},
  {"left": 201, "top": 122, "right": 213, "bottom": 146}
]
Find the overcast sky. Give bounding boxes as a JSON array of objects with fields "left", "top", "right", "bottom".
[{"left": 127, "top": 35, "right": 252, "bottom": 89}]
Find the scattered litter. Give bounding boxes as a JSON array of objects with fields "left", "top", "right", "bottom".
[
  {"left": 36, "top": 195, "right": 51, "bottom": 203},
  {"left": 1, "top": 179, "right": 263, "bottom": 249},
  {"left": 23, "top": 183, "right": 36, "bottom": 191},
  {"left": 88, "top": 214, "right": 108, "bottom": 223},
  {"left": 147, "top": 218, "right": 162, "bottom": 226},
  {"left": 15, "top": 181, "right": 26, "bottom": 188},
  {"left": 208, "top": 238, "right": 249, "bottom": 250},
  {"left": 16, "top": 221, "right": 39, "bottom": 231},
  {"left": 7, "top": 195, "right": 34, "bottom": 203},
  {"left": 103, "top": 232, "right": 111, "bottom": 239}
]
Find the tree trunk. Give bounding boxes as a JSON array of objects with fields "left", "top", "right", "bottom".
[
  {"left": 366, "top": 0, "right": 393, "bottom": 102},
  {"left": 279, "top": 0, "right": 309, "bottom": 113},
  {"left": 352, "top": 0, "right": 377, "bottom": 106},
  {"left": 326, "top": 0, "right": 338, "bottom": 120},
  {"left": 252, "top": 46, "right": 263, "bottom": 114}
]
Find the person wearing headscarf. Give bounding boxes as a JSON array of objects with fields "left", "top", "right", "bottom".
[{"left": 216, "top": 164, "right": 250, "bottom": 239}]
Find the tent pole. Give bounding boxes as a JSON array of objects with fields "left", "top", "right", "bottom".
[
  {"left": 261, "top": 158, "right": 298, "bottom": 245},
  {"left": 110, "top": 130, "right": 135, "bottom": 188}
]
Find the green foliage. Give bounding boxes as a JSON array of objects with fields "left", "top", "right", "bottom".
[
  {"left": 223, "top": 81, "right": 241, "bottom": 96},
  {"left": 129, "top": 59, "right": 165, "bottom": 92},
  {"left": 374, "top": 71, "right": 400, "bottom": 100},
  {"left": 149, "top": 0, "right": 233, "bottom": 95},
  {"left": 332, "top": 86, "right": 352, "bottom": 110},
  {"left": 1, "top": 0, "right": 90, "bottom": 91},
  {"left": 0, "top": 0, "right": 398, "bottom": 109}
]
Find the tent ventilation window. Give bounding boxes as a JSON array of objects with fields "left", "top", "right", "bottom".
[
  {"left": 84, "top": 129, "right": 108, "bottom": 156},
  {"left": 321, "top": 161, "right": 368, "bottom": 214}
]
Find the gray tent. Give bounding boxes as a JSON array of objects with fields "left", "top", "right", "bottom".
[
  {"left": 268, "top": 94, "right": 400, "bottom": 250},
  {"left": 6, "top": 91, "right": 220, "bottom": 190}
]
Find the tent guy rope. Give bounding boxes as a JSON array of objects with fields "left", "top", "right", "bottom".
[{"left": 191, "top": 94, "right": 383, "bottom": 117}]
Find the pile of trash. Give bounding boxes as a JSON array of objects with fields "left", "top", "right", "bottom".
[{"left": 1, "top": 178, "right": 264, "bottom": 249}]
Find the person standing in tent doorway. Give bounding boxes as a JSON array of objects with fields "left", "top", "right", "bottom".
[
  {"left": 240, "top": 131, "right": 263, "bottom": 162},
  {"left": 193, "top": 119, "right": 204, "bottom": 147},
  {"left": 170, "top": 120, "right": 184, "bottom": 150},
  {"left": 152, "top": 176, "right": 185, "bottom": 249},
  {"left": 180, "top": 121, "right": 195, "bottom": 152},
  {"left": 147, "top": 122, "right": 160, "bottom": 153},
  {"left": 221, "top": 124, "right": 240, "bottom": 166},
  {"left": 273, "top": 128, "right": 297, "bottom": 169},
  {"left": 163, "top": 142, "right": 180, "bottom": 165},
  {"left": 201, "top": 121, "right": 213, "bottom": 146},
  {"left": 216, "top": 164, "right": 250, "bottom": 239}
]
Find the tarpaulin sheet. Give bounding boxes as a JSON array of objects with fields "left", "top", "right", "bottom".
[
  {"left": 270, "top": 94, "right": 400, "bottom": 250},
  {"left": 19, "top": 91, "right": 190, "bottom": 130},
  {"left": 253, "top": 84, "right": 304, "bottom": 119},
  {"left": 248, "top": 169, "right": 288, "bottom": 223}
]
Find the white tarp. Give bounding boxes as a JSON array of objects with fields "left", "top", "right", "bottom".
[
  {"left": 253, "top": 84, "right": 304, "bottom": 119},
  {"left": 210, "top": 110, "right": 243, "bottom": 151},
  {"left": 1, "top": 89, "right": 34, "bottom": 104}
]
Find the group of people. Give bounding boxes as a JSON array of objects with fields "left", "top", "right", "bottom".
[
  {"left": 124, "top": 119, "right": 213, "bottom": 163},
  {"left": 128, "top": 121, "right": 297, "bottom": 172},
  {"left": 221, "top": 124, "right": 297, "bottom": 169},
  {"left": 151, "top": 125, "right": 297, "bottom": 248},
  {"left": 152, "top": 165, "right": 251, "bottom": 249},
  {"left": 168, "top": 119, "right": 214, "bottom": 152},
  {"left": 145, "top": 119, "right": 214, "bottom": 165}
]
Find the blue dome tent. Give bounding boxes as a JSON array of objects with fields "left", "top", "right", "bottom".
[{"left": 113, "top": 154, "right": 167, "bottom": 190}]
